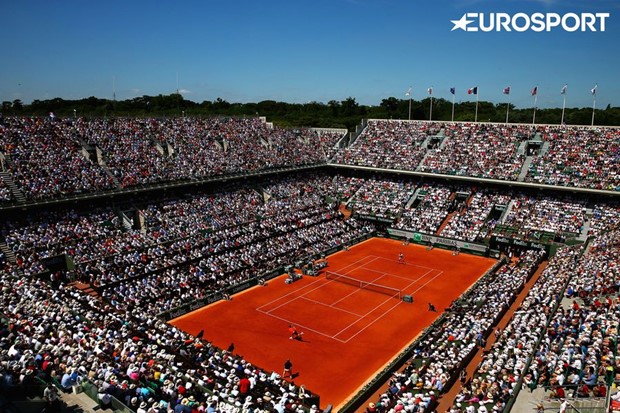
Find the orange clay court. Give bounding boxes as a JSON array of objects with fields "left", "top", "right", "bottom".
[{"left": 171, "top": 237, "right": 496, "bottom": 410}]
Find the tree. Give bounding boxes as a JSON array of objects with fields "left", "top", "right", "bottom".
[
  {"left": 12, "top": 99, "right": 23, "bottom": 112},
  {"left": 341, "top": 97, "right": 359, "bottom": 116},
  {"left": 328, "top": 100, "right": 340, "bottom": 117},
  {"left": 380, "top": 97, "right": 400, "bottom": 118}
]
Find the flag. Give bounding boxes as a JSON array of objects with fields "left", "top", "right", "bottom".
[
  {"left": 503, "top": 87, "right": 511, "bottom": 95},
  {"left": 428, "top": 87, "right": 433, "bottom": 95},
  {"left": 560, "top": 84, "right": 567, "bottom": 95},
  {"left": 450, "top": 87, "right": 455, "bottom": 95},
  {"left": 405, "top": 87, "right": 412, "bottom": 97},
  {"left": 531, "top": 86, "right": 538, "bottom": 96},
  {"left": 591, "top": 84, "right": 597, "bottom": 95},
  {"left": 467, "top": 87, "right": 477, "bottom": 95}
]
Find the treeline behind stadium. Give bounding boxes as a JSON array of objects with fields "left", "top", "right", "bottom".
[{"left": 3, "top": 94, "right": 620, "bottom": 130}]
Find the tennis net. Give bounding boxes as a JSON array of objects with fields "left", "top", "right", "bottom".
[{"left": 324, "top": 271, "right": 401, "bottom": 299}]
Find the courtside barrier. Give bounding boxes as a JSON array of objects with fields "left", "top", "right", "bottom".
[{"left": 387, "top": 228, "right": 489, "bottom": 255}]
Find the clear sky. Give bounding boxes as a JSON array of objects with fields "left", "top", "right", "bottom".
[{"left": 1, "top": 0, "right": 618, "bottom": 108}]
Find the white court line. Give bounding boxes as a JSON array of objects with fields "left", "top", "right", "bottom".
[
  {"left": 340, "top": 298, "right": 405, "bottom": 343},
  {"left": 299, "top": 295, "right": 364, "bottom": 317},
  {"left": 348, "top": 262, "right": 436, "bottom": 293},
  {"left": 257, "top": 259, "right": 395, "bottom": 340},
  {"left": 367, "top": 254, "right": 438, "bottom": 272},
  {"left": 256, "top": 253, "right": 446, "bottom": 343},
  {"left": 256, "top": 276, "right": 333, "bottom": 313},
  {"left": 340, "top": 269, "right": 446, "bottom": 343},
  {"left": 332, "top": 293, "right": 399, "bottom": 338},
  {"left": 362, "top": 266, "right": 433, "bottom": 285},
  {"left": 411, "top": 270, "right": 445, "bottom": 294},
  {"left": 328, "top": 284, "right": 367, "bottom": 307},
  {"left": 256, "top": 262, "right": 384, "bottom": 314},
  {"left": 255, "top": 308, "right": 348, "bottom": 343},
  {"left": 332, "top": 255, "right": 381, "bottom": 276}
]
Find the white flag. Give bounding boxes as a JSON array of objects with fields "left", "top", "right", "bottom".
[
  {"left": 560, "top": 84, "right": 567, "bottom": 95},
  {"left": 591, "top": 84, "right": 597, "bottom": 95},
  {"left": 405, "top": 87, "right": 412, "bottom": 97}
]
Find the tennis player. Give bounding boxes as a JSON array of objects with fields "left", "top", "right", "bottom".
[{"left": 288, "top": 324, "right": 304, "bottom": 340}]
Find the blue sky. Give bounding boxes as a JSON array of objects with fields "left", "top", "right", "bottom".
[{"left": 1, "top": 0, "right": 618, "bottom": 108}]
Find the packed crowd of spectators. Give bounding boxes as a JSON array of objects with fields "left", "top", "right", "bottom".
[
  {"left": 498, "top": 195, "right": 587, "bottom": 237},
  {"left": 0, "top": 173, "right": 375, "bottom": 294},
  {"left": 525, "top": 126, "right": 620, "bottom": 191},
  {"left": 394, "top": 185, "right": 453, "bottom": 234},
  {"left": 2, "top": 117, "right": 619, "bottom": 204},
  {"left": 440, "top": 192, "right": 511, "bottom": 243},
  {"left": 5, "top": 175, "right": 615, "bottom": 283},
  {"left": 446, "top": 244, "right": 584, "bottom": 413},
  {"left": 2, "top": 209, "right": 149, "bottom": 277},
  {"left": 418, "top": 123, "right": 527, "bottom": 180},
  {"left": 0, "top": 116, "right": 339, "bottom": 201},
  {"left": 448, "top": 229, "right": 620, "bottom": 413},
  {"left": 73, "top": 118, "right": 180, "bottom": 187},
  {"left": 313, "top": 130, "right": 345, "bottom": 161},
  {"left": 563, "top": 228, "right": 620, "bottom": 304},
  {"left": 330, "top": 121, "right": 619, "bottom": 192},
  {"left": 330, "top": 120, "right": 435, "bottom": 170},
  {"left": 94, "top": 174, "right": 374, "bottom": 313},
  {"left": 0, "top": 173, "right": 381, "bottom": 412},
  {"left": 327, "top": 175, "right": 366, "bottom": 203},
  {"left": 1, "top": 117, "right": 619, "bottom": 205},
  {"left": 0, "top": 117, "right": 117, "bottom": 199},
  {"left": 588, "top": 204, "right": 620, "bottom": 237},
  {"left": 348, "top": 178, "right": 416, "bottom": 221},
  {"left": 73, "top": 117, "right": 338, "bottom": 187},
  {"left": 100, "top": 217, "right": 372, "bottom": 315}
]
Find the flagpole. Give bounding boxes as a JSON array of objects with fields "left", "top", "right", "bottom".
[
  {"left": 505, "top": 90, "right": 510, "bottom": 124},
  {"left": 429, "top": 94, "right": 433, "bottom": 121},
  {"left": 408, "top": 97, "right": 412, "bottom": 121},
  {"left": 532, "top": 93, "right": 538, "bottom": 125},
  {"left": 505, "top": 101, "right": 510, "bottom": 124},
  {"left": 474, "top": 92, "right": 479, "bottom": 123},
  {"left": 561, "top": 93, "right": 566, "bottom": 125},
  {"left": 451, "top": 94, "right": 455, "bottom": 122},
  {"left": 591, "top": 93, "right": 596, "bottom": 126},
  {"left": 405, "top": 86, "right": 413, "bottom": 121}
]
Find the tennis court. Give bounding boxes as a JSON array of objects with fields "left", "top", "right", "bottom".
[
  {"left": 170, "top": 238, "right": 496, "bottom": 410},
  {"left": 257, "top": 255, "right": 445, "bottom": 343}
]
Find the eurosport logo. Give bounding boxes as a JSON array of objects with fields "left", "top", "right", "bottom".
[{"left": 451, "top": 12, "right": 610, "bottom": 32}]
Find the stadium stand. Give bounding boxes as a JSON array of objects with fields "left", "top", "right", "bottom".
[
  {"left": 418, "top": 123, "right": 527, "bottom": 180},
  {"left": 0, "top": 116, "right": 345, "bottom": 202},
  {"left": 524, "top": 126, "right": 620, "bottom": 190},
  {"left": 1, "top": 115, "right": 620, "bottom": 413}
]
